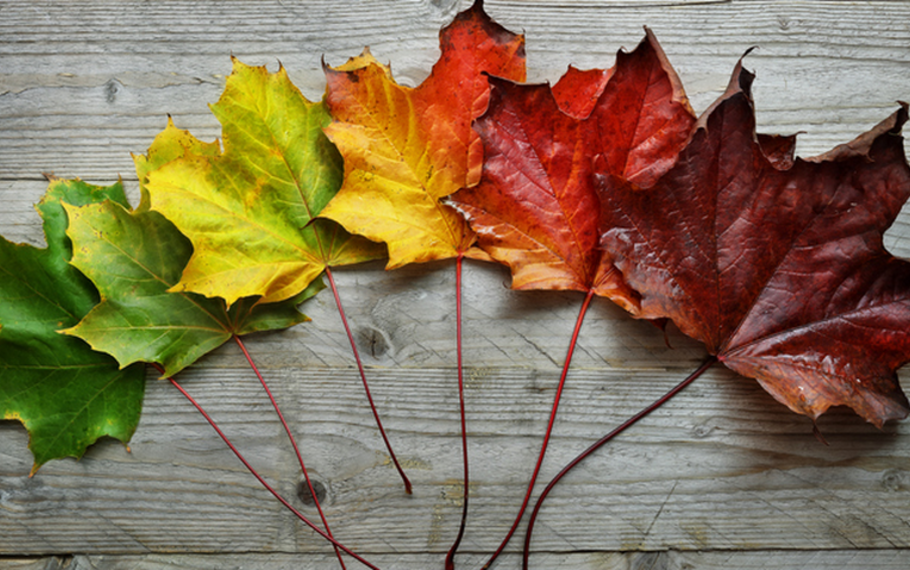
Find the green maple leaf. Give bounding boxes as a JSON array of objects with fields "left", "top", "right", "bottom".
[
  {"left": 141, "top": 58, "right": 386, "bottom": 307},
  {"left": 0, "top": 178, "right": 146, "bottom": 475},
  {"left": 62, "top": 198, "right": 323, "bottom": 378}
]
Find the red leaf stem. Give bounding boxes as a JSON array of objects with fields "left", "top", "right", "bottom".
[
  {"left": 232, "top": 335, "right": 346, "bottom": 569},
  {"left": 445, "top": 252, "right": 469, "bottom": 570},
  {"left": 521, "top": 355, "right": 718, "bottom": 570},
  {"left": 156, "top": 365, "right": 380, "bottom": 569},
  {"left": 482, "top": 288, "right": 595, "bottom": 569},
  {"left": 325, "top": 267, "right": 412, "bottom": 494}
]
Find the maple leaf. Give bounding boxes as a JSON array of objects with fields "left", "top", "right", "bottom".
[
  {"left": 599, "top": 61, "right": 910, "bottom": 426},
  {"left": 449, "top": 30, "right": 695, "bottom": 311},
  {"left": 142, "top": 57, "right": 384, "bottom": 308},
  {"left": 61, "top": 198, "right": 322, "bottom": 378},
  {"left": 319, "top": 0, "right": 526, "bottom": 267},
  {"left": 0, "top": 178, "right": 145, "bottom": 474}
]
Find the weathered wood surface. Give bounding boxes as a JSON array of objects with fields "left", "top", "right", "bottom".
[{"left": 2, "top": 0, "right": 910, "bottom": 568}]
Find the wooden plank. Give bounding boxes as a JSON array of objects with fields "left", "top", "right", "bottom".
[
  {"left": 2, "top": 365, "right": 910, "bottom": 555},
  {"left": 6, "top": 550, "right": 910, "bottom": 570},
  {"left": 2, "top": 0, "right": 910, "bottom": 567},
  {"left": 2, "top": 1, "right": 908, "bottom": 180}
]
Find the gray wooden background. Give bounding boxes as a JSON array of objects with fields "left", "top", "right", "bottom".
[{"left": 2, "top": 1, "right": 910, "bottom": 569}]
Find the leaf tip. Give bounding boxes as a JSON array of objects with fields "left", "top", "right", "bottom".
[
  {"left": 56, "top": 324, "right": 77, "bottom": 337},
  {"left": 893, "top": 100, "right": 909, "bottom": 134}
]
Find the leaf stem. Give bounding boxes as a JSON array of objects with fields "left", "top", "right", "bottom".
[
  {"left": 521, "top": 355, "right": 718, "bottom": 570},
  {"left": 481, "top": 288, "right": 595, "bottom": 570},
  {"left": 233, "top": 335, "right": 347, "bottom": 570},
  {"left": 156, "top": 365, "right": 379, "bottom": 570},
  {"left": 325, "top": 266, "right": 412, "bottom": 494},
  {"left": 445, "top": 252, "right": 468, "bottom": 570}
]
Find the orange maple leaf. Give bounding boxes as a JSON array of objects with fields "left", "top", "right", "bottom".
[{"left": 319, "top": 0, "right": 526, "bottom": 267}]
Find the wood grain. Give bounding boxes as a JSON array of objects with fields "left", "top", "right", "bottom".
[
  {"left": 7, "top": 551, "right": 910, "bottom": 570},
  {"left": 3, "top": 365, "right": 909, "bottom": 554},
  {"left": 2, "top": 0, "right": 910, "bottom": 568}
]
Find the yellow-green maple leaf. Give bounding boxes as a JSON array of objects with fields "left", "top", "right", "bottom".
[
  {"left": 133, "top": 116, "right": 220, "bottom": 213},
  {"left": 142, "top": 58, "right": 384, "bottom": 307}
]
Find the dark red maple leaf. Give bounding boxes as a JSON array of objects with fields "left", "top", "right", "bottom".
[{"left": 599, "top": 60, "right": 910, "bottom": 427}]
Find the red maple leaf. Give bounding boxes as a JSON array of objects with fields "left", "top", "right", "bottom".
[
  {"left": 450, "top": 29, "right": 695, "bottom": 309},
  {"left": 599, "top": 61, "right": 910, "bottom": 426}
]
